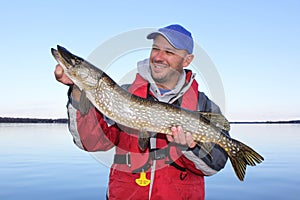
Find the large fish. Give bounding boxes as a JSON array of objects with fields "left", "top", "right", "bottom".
[{"left": 51, "top": 45, "right": 263, "bottom": 181}]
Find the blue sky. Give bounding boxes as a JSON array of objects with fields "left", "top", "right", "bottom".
[{"left": 0, "top": 0, "right": 299, "bottom": 121}]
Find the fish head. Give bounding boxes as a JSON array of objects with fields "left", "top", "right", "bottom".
[{"left": 51, "top": 45, "right": 101, "bottom": 89}]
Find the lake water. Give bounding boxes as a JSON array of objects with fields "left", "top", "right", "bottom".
[{"left": 0, "top": 123, "right": 300, "bottom": 200}]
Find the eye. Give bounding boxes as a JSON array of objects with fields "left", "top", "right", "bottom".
[
  {"left": 166, "top": 50, "right": 175, "bottom": 55},
  {"left": 152, "top": 47, "right": 159, "bottom": 51}
]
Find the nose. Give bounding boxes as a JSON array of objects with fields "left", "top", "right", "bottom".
[{"left": 153, "top": 50, "right": 165, "bottom": 63}]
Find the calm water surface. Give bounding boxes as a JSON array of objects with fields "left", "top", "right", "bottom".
[{"left": 0, "top": 123, "right": 299, "bottom": 200}]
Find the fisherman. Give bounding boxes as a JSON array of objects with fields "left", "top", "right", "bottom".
[{"left": 54, "top": 24, "right": 229, "bottom": 200}]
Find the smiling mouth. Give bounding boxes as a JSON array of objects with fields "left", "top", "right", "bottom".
[
  {"left": 152, "top": 62, "right": 169, "bottom": 69},
  {"left": 152, "top": 65, "right": 169, "bottom": 74},
  {"left": 154, "top": 65, "right": 167, "bottom": 70}
]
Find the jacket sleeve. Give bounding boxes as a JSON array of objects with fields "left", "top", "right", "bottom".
[
  {"left": 180, "top": 92, "right": 229, "bottom": 176},
  {"left": 67, "top": 87, "right": 120, "bottom": 152}
]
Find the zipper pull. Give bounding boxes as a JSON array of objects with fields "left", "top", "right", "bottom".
[{"left": 135, "top": 170, "right": 150, "bottom": 187}]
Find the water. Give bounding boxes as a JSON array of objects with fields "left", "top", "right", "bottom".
[
  {"left": 0, "top": 124, "right": 109, "bottom": 200},
  {"left": 1, "top": 123, "right": 300, "bottom": 200},
  {"left": 205, "top": 124, "right": 300, "bottom": 200}
]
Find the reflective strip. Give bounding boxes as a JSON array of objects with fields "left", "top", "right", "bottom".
[
  {"left": 149, "top": 136, "right": 157, "bottom": 199},
  {"left": 67, "top": 103, "right": 84, "bottom": 150},
  {"left": 149, "top": 159, "right": 156, "bottom": 199},
  {"left": 183, "top": 151, "right": 217, "bottom": 176}
]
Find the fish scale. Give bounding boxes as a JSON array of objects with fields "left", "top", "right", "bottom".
[{"left": 52, "top": 45, "right": 264, "bottom": 181}]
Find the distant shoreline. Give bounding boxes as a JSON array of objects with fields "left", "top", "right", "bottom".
[
  {"left": 230, "top": 120, "right": 300, "bottom": 124},
  {"left": 0, "top": 117, "right": 299, "bottom": 124},
  {"left": 0, "top": 117, "right": 67, "bottom": 124}
]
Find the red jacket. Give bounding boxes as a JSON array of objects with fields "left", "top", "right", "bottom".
[{"left": 67, "top": 70, "right": 228, "bottom": 200}]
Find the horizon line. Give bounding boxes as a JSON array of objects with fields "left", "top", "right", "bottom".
[{"left": 0, "top": 117, "right": 299, "bottom": 124}]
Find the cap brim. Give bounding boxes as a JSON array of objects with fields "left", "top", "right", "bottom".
[
  {"left": 147, "top": 31, "right": 161, "bottom": 39},
  {"left": 146, "top": 31, "right": 177, "bottom": 49}
]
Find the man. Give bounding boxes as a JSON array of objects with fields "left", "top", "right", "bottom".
[{"left": 55, "top": 24, "right": 229, "bottom": 200}]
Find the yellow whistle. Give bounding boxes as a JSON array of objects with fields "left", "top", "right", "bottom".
[{"left": 135, "top": 172, "right": 150, "bottom": 186}]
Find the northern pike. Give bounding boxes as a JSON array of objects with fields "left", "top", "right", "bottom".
[{"left": 51, "top": 45, "right": 263, "bottom": 181}]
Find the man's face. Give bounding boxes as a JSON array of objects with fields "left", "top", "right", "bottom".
[{"left": 149, "top": 35, "right": 191, "bottom": 89}]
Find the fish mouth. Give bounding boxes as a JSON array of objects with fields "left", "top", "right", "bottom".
[
  {"left": 57, "top": 45, "right": 75, "bottom": 68},
  {"left": 52, "top": 45, "right": 80, "bottom": 69},
  {"left": 51, "top": 48, "right": 59, "bottom": 61},
  {"left": 51, "top": 46, "right": 70, "bottom": 69}
]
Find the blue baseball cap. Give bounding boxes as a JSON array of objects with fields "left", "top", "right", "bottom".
[{"left": 147, "top": 24, "right": 194, "bottom": 54}]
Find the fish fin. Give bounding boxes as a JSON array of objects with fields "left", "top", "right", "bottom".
[
  {"left": 198, "top": 142, "right": 214, "bottom": 161},
  {"left": 78, "top": 89, "right": 92, "bottom": 116},
  {"left": 200, "top": 112, "right": 231, "bottom": 132},
  {"left": 229, "top": 140, "right": 264, "bottom": 181},
  {"left": 138, "top": 128, "right": 150, "bottom": 151}
]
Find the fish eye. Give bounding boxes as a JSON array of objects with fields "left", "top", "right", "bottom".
[{"left": 71, "top": 59, "right": 76, "bottom": 66}]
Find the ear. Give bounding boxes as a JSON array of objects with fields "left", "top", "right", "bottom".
[{"left": 182, "top": 54, "right": 194, "bottom": 67}]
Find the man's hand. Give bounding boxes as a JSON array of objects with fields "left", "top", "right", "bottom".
[
  {"left": 54, "top": 64, "right": 81, "bottom": 101},
  {"left": 166, "top": 126, "right": 196, "bottom": 148},
  {"left": 54, "top": 64, "right": 74, "bottom": 85}
]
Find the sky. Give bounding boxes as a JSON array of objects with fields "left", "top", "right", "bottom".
[{"left": 0, "top": 0, "right": 299, "bottom": 121}]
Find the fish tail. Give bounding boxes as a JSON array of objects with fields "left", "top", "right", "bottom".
[{"left": 229, "top": 139, "right": 264, "bottom": 181}]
